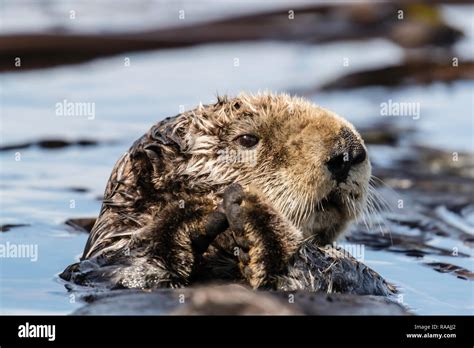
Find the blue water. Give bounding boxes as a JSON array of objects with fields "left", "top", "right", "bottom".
[{"left": 0, "top": 3, "right": 473, "bottom": 315}]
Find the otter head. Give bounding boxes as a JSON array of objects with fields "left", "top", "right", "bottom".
[{"left": 154, "top": 93, "right": 371, "bottom": 245}]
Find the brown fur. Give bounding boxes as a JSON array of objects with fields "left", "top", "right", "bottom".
[{"left": 62, "top": 92, "right": 372, "bottom": 290}]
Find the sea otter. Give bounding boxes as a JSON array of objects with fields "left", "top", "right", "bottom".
[{"left": 61, "top": 93, "right": 393, "bottom": 295}]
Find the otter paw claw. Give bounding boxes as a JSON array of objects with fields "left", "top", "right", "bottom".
[
  {"left": 223, "top": 183, "right": 246, "bottom": 233},
  {"left": 191, "top": 211, "right": 229, "bottom": 254}
]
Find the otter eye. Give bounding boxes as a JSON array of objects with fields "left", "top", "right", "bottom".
[{"left": 235, "top": 134, "right": 259, "bottom": 148}]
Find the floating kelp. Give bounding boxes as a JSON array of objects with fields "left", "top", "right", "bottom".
[
  {"left": 0, "top": 2, "right": 465, "bottom": 72},
  {"left": 0, "top": 224, "right": 31, "bottom": 232},
  {"left": 71, "top": 284, "right": 409, "bottom": 315},
  {"left": 318, "top": 60, "right": 474, "bottom": 91},
  {"left": 65, "top": 218, "right": 96, "bottom": 233},
  {"left": 0, "top": 138, "right": 101, "bottom": 152}
]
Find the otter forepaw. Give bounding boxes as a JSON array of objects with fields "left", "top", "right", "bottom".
[
  {"left": 191, "top": 211, "right": 229, "bottom": 254},
  {"left": 223, "top": 183, "right": 302, "bottom": 289},
  {"left": 137, "top": 201, "right": 230, "bottom": 287}
]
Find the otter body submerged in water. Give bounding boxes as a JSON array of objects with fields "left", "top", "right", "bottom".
[{"left": 62, "top": 93, "right": 394, "bottom": 295}]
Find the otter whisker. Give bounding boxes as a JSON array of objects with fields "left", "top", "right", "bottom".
[
  {"left": 368, "top": 187, "right": 393, "bottom": 215},
  {"left": 363, "top": 183, "right": 394, "bottom": 240},
  {"left": 370, "top": 175, "right": 400, "bottom": 197}
]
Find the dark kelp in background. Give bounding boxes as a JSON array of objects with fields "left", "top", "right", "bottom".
[{"left": 0, "top": 1, "right": 472, "bottom": 314}]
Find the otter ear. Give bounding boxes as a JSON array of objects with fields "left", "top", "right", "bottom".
[{"left": 138, "top": 123, "right": 188, "bottom": 175}]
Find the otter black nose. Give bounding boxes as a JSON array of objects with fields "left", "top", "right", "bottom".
[
  {"left": 327, "top": 146, "right": 366, "bottom": 183},
  {"left": 326, "top": 129, "right": 366, "bottom": 183}
]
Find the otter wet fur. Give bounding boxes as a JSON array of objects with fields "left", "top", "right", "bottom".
[{"left": 61, "top": 92, "right": 395, "bottom": 295}]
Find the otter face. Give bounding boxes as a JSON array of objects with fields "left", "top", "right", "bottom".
[{"left": 168, "top": 93, "right": 371, "bottom": 245}]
